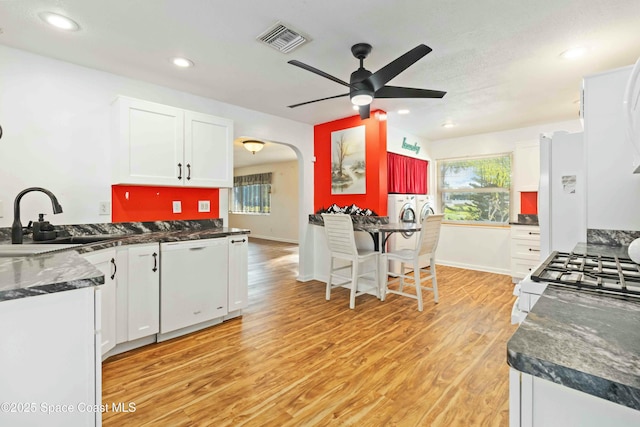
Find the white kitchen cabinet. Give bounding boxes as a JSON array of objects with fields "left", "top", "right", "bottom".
[
  {"left": 514, "top": 144, "right": 540, "bottom": 192},
  {"left": 160, "top": 238, "right": 228, "bottom": 334},
  {"left": 112, "top": 96, "right": 233, "bottom": 187},
  {"left": 510, "top": 225, "right": 540, "bottom": 282},
  {"left": 228, "top": 235, "right": 249, "bottom": 312},
  {"left": 115, "top": 242, "right": 160, "bottom": 343},
  {"left": 510, "top": 368, "right": 640, "bottom": 426},
  {"left": 82, "top": 249, "right": 118, "bottom": 357},
  {"left": 0, "top": 287, "right": 100, "bottom": 427}
]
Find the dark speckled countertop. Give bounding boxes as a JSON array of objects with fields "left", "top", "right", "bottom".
[
  {"left": 0, "top": 219, "right": 249, "bottom": 302},
  {"left": 508, "top": 279, "right": 640, "bottom": 410}
]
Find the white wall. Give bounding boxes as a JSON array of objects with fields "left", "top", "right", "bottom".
[
  {"left": 0, "top": 45, "right": 316, "bottom": 279},
  {"left": 428, "top": 119, "right": 583, "bottom": 274},
  {"left": 230, "top": 160, "right": 299, "bottom": 243},
  {"left": 387, "top": 126, "right": 431, "bottom": 161}
]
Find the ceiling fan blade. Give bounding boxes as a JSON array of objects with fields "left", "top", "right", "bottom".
[
  {"left": 287, "top": 93, "right": 349, "bottom": 108},
  {"left": 359, "top": 104, "right": 370, "bottom": 120},
  {"left": 365, "top": 44, "right": 432, "bottom": 92},
  {"left": 375, "top": 85, "right": 446, "bottom": 99},
  {"left": 288, "top": 60, "right": 352, "bottom": 88}
]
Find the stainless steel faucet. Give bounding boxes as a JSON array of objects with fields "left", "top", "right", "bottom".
[{"left": 12, "top": 187, "right": 63, "bottom": 244}]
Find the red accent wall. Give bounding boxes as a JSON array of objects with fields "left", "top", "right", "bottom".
[
  {"left": 112, "top": 185, "right": 220, "bottom": 222},
  {"left": 520, "top": 191, "right": 538, "bottom": 215},
  {"left": 314, "top": 110, "right": 388, "bottom": 215}
]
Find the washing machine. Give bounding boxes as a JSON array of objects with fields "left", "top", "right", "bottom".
[
  {"left": 387, "top": 194, "right": 418, "bottom": 273},
  {"left": 415, "top": 194, "right": 435, "bottom": 223}
]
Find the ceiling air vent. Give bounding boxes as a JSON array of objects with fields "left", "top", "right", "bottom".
[{"left": 257, "top": 22, "right": 309, "bottom": 54}]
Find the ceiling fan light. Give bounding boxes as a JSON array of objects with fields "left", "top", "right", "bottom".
[
  {"left": 243, "top": 140, "right": 265, "bottom": 154},
  {"left": 351, "top": 88, "right": 373, "bottom": 106}
]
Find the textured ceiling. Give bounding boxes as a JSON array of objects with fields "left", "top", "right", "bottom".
[{"left": 1, "top": 0, "right": 640, "bottom": 167}]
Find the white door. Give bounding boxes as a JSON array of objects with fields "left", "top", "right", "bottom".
[
  {"left": 82, "top": 249, "right": 117, "bottom": 356},
  {"left": 127, "top": 243, "right": 160, "bottom": 340},
  {"left": 114, "top": 97, "right": 184, "bottom": 186},
  {"left": 184, "top": 111, "right": 233, "bottom": 187},
  {"left": 228, "top": 235, "right": 249, "bottom": 312}
]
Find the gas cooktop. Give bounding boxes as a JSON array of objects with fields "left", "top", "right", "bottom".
[{"left": 531, "top": 251, "right": 640, "bottom": 299}]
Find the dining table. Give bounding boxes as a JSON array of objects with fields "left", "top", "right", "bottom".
[{"left": 359, "top": 222, "right": 422, "bottom": 295}]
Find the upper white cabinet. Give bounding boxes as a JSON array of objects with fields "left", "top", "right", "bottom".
[
  {"left": 112, "top": 96, "right": 233, "bottom": 187},
  {"left": 514, "top": 144, "right": 540, "bottom": 192}
]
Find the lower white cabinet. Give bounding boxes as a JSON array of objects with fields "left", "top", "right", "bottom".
[
  {"left": 82, "top": 249, "right": 117, "bottom": 356},
  {"left": 160, "top": 238, "right": 229, "bottom": 334},
  {"left": 510, "top": 368, "right": 640, "bottom": 426},
  {"left": 0, "top": 288, "right": 101, "bottom": 427},
  {"left": 115, "top": 242, "right": 160, "bottom": 343},
  {"left": 228, "top": 235, "right": 249, "bottom": 312},
  {"left": 510, "top": 225, "right": 540, "bottom": 282}
]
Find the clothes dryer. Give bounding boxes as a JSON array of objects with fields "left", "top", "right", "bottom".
[{"left": 387, "top": 194, "right": 417, "bottom": 273}]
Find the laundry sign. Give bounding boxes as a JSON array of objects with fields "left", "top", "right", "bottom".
[{"left": 401, "top": 137, "right": 420, "bottom": 155}]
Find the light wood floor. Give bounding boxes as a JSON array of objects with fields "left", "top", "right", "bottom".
[{"left": 102, "top": 238, "right": 517, "bottom": 426}]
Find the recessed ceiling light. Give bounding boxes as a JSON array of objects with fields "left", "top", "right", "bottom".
[
  {"left": 352, "top": 105, "right": 360, "bottom": 111},
  {"left": 39, "top": 12, "right": 80, "bottom": 31},
  {"left": 560, "top": 47, "right": 587, "bottom": 60},
  {"left": 398, "top": 109, "right": 410, "bottom": 115},
  {"left": 172, "top": 57, "right": 194, "bottom": 68},
  {"left": 442, "top": 121, "right": 457, "bottom": 128}
]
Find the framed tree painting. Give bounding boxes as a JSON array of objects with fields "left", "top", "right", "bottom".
[{"left": 331, "top": 125, "right": 366, "bottom": 194}]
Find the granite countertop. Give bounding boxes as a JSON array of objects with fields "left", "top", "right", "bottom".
[
  {"left": 507, "top": 286, "right": 640, "bottom": 410},
  {"left": 509, "top": 214, "right": 539, "bottom": 226},
  {"left": 0, "top": 219, "right": 250, "bottom": 302}
]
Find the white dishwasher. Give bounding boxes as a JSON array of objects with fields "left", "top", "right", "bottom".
[{"left": 160, "top": 238, "right": 229, "bottom": 334}]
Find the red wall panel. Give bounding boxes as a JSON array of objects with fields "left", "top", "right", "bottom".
[
  {"left": 520, "top": 191, "right": 538, "bottom": 215},
  {"left": 112, "top": 185, "right": 220, "bottom": 222},
  {"left": 314, "top": 110, "right": 388, "bottom": 215}
]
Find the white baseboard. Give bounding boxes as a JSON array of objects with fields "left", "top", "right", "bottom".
[
  {"left": 249, "top": 234, "right": 298, "bottom": 244},
  {"left": 435, "top": 259, "right": 511, "bottom": 276}
]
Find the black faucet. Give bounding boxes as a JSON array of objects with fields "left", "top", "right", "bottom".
[{"left": 12, "top": 187, "right": 63, "bottom": 244}]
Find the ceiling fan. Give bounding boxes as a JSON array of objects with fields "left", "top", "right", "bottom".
[{"left": 287, "top": 43, "right": 446, "bottom": 120}]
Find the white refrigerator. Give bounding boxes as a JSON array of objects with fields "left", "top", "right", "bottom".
[{"left": 538, "top": 131, "right": 586, "bottom": 258}]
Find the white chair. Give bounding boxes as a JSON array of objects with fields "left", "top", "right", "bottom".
[
  {"left": 321, "top": 213, "right": 380, "bottom": 309},
  {"left": 383, "top": 214, "right": 444, "bottom": 311}
]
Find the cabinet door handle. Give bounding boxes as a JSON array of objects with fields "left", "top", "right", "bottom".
[
  {"left": 528, "top": 231, "right": 540, "bottom": 235},
  {"left": 231, "top": 239, "right": 246, "bottom": 244},
  {"left": 528, "top": 248, "right": 540, "bottom": 252},
  {"left": 110, "top": 257, "right": 117, "bottom": 280},
  {"left": 186, "top": 163, "right": 191, "bottom": 181},
  {"left": 177, "top": 163, "right": 182, "bottom": 180},
  {"left": 152, "top": 252, "right": 158, "bottom": 272},
  {"left": 189, "top": 247, "right": 205, "bottom": 251}
]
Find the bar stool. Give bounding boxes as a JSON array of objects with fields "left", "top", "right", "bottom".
[
  {"left": 383, "top": 214, "right": 444, "bottom": 311},
  {"left": 321, "top": 213, "right": 380, "bottom": 309}
]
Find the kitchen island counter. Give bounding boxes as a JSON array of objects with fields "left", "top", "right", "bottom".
[
  {"left": 0, "top": 219, "right": 249, "bottom": 302},
  {"left": 507, "top": 285, "right": 640, "bottom": 411}
]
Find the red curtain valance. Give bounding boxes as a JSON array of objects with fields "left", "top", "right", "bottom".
[{"left": 387, "top": 152, "right": 428, "bottom": 194}]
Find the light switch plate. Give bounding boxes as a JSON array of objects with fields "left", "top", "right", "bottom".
[
  {"left": 98, "top": 201, "right": 111, "bottom": 216},
  {"left": 198, "top": 200, "right": 210, "bottom": 213},
  {"left": 172, "top": 200, "right": 182, "bottom": 214}
]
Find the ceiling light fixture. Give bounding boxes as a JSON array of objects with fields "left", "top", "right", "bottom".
[
  {"left": 39, "top": 12, "right": 80, "bottom": 31},
  {"left": 350, "top": 88, "right": 374, "bottom": 106},
  {"left": 243, "top": 140, "right": 265, "bottom": 154},
  {"left": 398, "top": 109, "right": 410, "bottom": 115},
  {"left": 374, "top": 111, "right": 387, "bottom": 121},
  {"left": 352, "top": 105, "right": 360, "bottom": 111},
  {"left": 560, "top": 47, "right": 587, "bottom": 60},
  {"left": 442, "top": 121, "right": 457, "bottom": 128},
  {"left": 172, "top": 57, "right": 194, "bottom": 68}
]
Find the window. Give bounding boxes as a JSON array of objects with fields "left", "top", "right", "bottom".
[
  {"left": 230, "top": 172, "right": 272, "bottom": 214},
  {"left": 438, "top": 154, "right": 511, "bottom": 224}
]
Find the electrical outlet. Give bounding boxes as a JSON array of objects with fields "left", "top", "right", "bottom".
[
  {"left": 198, "top": 200, "right": 210, "bottom": 213},
  {"left": 172, "top": 200, "right": 182, "bottom": 214},
  {"left": 98, "top": 201, "right": 111, "bottom": 216}
]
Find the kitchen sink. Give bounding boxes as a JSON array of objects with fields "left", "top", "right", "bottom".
[{"left": 0, "top": 243, "right": 82, "bottom": 257}]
